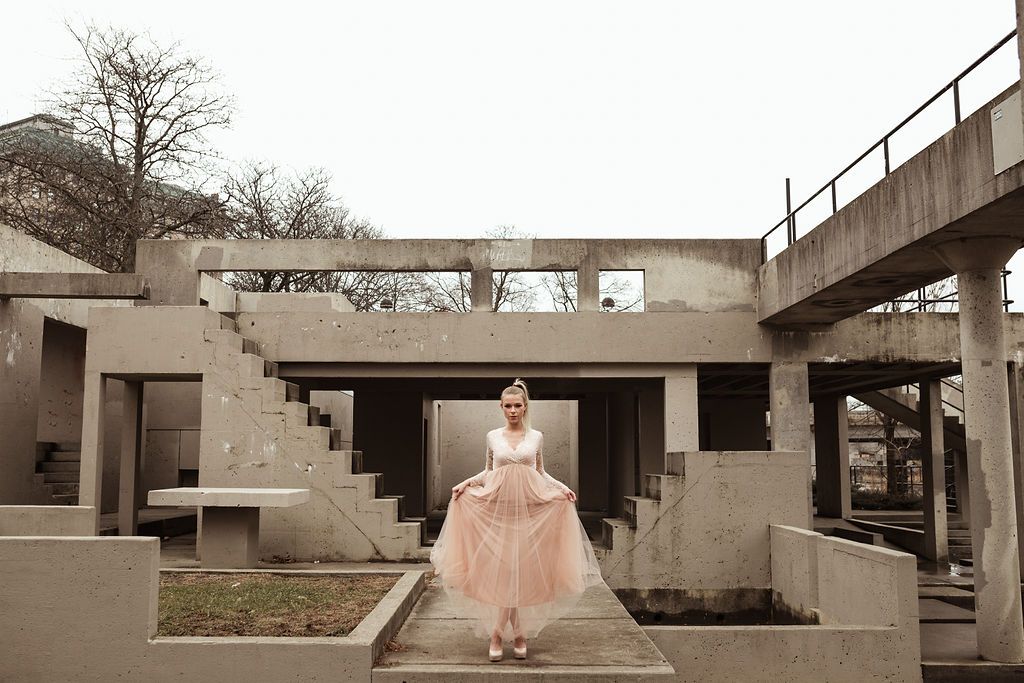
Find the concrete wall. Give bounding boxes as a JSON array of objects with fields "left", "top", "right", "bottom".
[
  {"left": 353, "top": 390, "right": 427, "bottom": 516},
  {"left": 145, "top": 382, "right": 203, "bottom": 490},
  {"left": 645, "top": 526, "right": 921, "bottom": 682},
  {"left": 0, "top": 505, "right": 95, "bottom": 535},
  {"left": 599, "top": 451, "right": 807, "bottom": 598},
  {"left": 1, "top": 223, "right": 124, "bottom": 504},
  {"left": 431, "top": 399, "right": 577, "bottom": 511},
  {"left": 701, "top": 398, "right": 767, "bottom": 450},
  {"left": 0, "top": 535, "right": 422, "bottom": 681},
  {"left": 37, "top": 319, "right": 87, "bottom": 444},
  {"left": 309, "top": 390, "right": 354, "bottom": 444}
]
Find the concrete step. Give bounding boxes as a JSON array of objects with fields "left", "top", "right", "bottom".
[
  {"left": 601, "top": 517, "right": 631, "bottom": 550},
  {"left": 42, "top": 472, "right": 79, "bottom": 483},
  {"left": 49, "top": 482, "right": 79, "bottom": 495},
  {"left": 381, "top": 494, "right": 406, "bottom": 520},
  {"left": 263, "top": 359, "right": 279, "bottom": 378},
  {"left": 46, "top": 451, "right": 82, "bottom": 462},
  {"left": 51, "top": 494, "right": 79, "bottom": 505},
  {"left": 307, "top": 405, "right": 320, "bottom": 427},
  {"left": 623, "top": 495, "right": 659, "bottom": 529},
  {"left": 403, "top": 516, "right": 432, "bottom": 547},
  {"left": 241, "top": 337, "right": 259, "bottom": 355},
  {"left": 39, "top": 461, "right": 80, "bottom": 473}
]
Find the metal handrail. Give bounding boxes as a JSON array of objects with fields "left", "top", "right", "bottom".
[
  {"left": 761, "top": 29, "right": 1018, "bottom": 261},
  {"left": 887, "top": 270, "right": 1013, "bottom": 312}
]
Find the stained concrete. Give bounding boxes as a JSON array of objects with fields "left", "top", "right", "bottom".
[{"left": 373, "top": 579, "right": 674, "bottom": 680}]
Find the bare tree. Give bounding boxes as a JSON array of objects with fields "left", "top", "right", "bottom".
[
  {"left": 420, "top": 225, "right": 538, "bottom": 312},
  {"left": 0, "top": 23, "right": 234, "bottom": 272},
  {"left": 875, "top": 277, "right": 958, "bottom": 313},
  {"left": 540, "top": 271, "right": 645, "bottom": 312},
  {"left": 222, "top": 162, "right": 418, "bottom": 310}
]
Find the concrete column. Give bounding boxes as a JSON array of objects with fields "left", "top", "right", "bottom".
[
  {"left": 664, "top": 369, "right": 699, "bottom": 465},
  {"left": 78, "top": 371, "right": 107, "bottom": 534},
  {"left": 812, "top": 395, "right": 851, "bottom": 519},
  {"left": 200, "top": 507, "right": 260, "bottom": 568},
  {"left": 770, "top": 361, "right": 811, "bottom": 526},
  {"left": 920, "top": 379, "right": 949, "bottom": 564},
  {"left": 933, "top": 236, "right": 1024, "bottom": 663},
  {"left": 118, "top": 381, "right": 145, "bottom": 536},
  {"left": 576, "top": 260, "right": 600, "bottom": 312},
  {"left": 0, "top": 299, "right": 45, "bottom": 504},
  {"left": 1007, "top": 362, "right": 1024, "bottom": 577},
  {"left": 470, "top": 266, "right": 493, "bottom": 312}
]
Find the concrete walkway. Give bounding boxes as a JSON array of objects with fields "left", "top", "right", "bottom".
[{"left": 373, "top": 579, "right": 674, "bottom": 681}]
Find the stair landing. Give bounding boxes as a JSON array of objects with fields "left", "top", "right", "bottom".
[{"left": 373, "top": 579, "right": 674, "bottom": 681}]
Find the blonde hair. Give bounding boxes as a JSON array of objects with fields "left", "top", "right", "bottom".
[{"left": 501, "top": 378, "right": 531, "bottom": 430}]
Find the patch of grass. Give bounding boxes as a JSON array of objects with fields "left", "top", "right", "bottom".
[
  {"left": 851, "top": 489, "right": 923, "bottom": 510},
  {"left": 158, "top": 572, "right": 400, "bottom": 637}
]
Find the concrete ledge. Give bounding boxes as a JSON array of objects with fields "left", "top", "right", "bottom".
[
  {"left": 849, "top": 518, "right": 926, "bottom": 556},
  {"left": 0, "top": 272, "right": 149, "bottom": 299},
  {"left": 0, "top": 505, "right": 96, "bottom": 536},
  {"left": 148, "top": 487, "right": 310, "bottom": 508}
]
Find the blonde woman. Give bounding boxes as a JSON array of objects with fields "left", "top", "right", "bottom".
[{"left": 429, "top": 379, "right": 603, "bottom": 661}]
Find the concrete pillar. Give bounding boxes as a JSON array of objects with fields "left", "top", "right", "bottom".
[
  {"left": 664, "top": 369, "right": 699, "bottom": 465},
  {"left": 118, "top": 381, "right": 145, "bottom": 536},
  {"left": 200, "top": 507, "right": 260, "bottom": 568},
  {"left": 0, "top": 299, "right": 46, "bottom": 504},
  {"left": 1007, "top": 362, "right": 1024, "bottom": 577},
  {"left": 812, "top": 395, "right": 851, "bottom": 519},
  {"left": 577, "top": 260, "right": 599, "bottom": 312},
  {"left": 920, "top": 379, "right": 949, "bottom": 564},
  {"left": 470, "top": 266, "right": 493, "bottom": 312},
  {"left": 770, "top": 361, "right": 811, "bottom": 526},
  {"left": 78, "top": 371, "right": 107, "bottom": 534},
  {"left": 933, "top": 236, "right": 1024, "bottom": 663}
]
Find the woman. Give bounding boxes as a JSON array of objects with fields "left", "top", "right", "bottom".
[{"left": 429, "top": 379, "right": 603, "bottom": 661}]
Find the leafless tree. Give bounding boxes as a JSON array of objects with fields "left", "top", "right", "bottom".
[
  {"left": 0, "top": 23, "right": 234, "bottom": 272},
  {"left": 875, "top": 277, "right": 958, "bottom": 313},
  {"left": 540, "top": 271, "right": 645, "bottom": 312},
  {"left": 222, "top": 162, "right": 416, "bottom": 310},
  {"left": 420, "top": 225, "right": 538, "bottom": 312}
]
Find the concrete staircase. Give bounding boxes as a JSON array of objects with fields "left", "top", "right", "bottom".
[
  {"left": 853, "top": 380, "right": 965, "bottom": 453},
  {"left": 596, "top": 453, "right": 686, "bottom": 555},
  {"left": 34, "top": 442, "right": 81, "bottom": 505},
  {"left": 198, "top": 319, "right": 429, "bottom": 561}
]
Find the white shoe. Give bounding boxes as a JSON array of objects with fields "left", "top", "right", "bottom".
[
  {"left": 489, "top": 642, "right": 503, "bottom": 661},
  {"left": 513, "top": 636, "right": 527, "bottom": 659}
]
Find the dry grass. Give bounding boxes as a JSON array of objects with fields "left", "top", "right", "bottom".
[{"left": 158, "top": 572, "right": 400, "bottom": 637}]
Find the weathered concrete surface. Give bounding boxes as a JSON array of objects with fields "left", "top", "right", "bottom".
[
  {"left": 597, "top": 451, "right": 806, "bottom": 599},
  {"left": 0, "top": 536, "right": 426, "bottom": 681},
  {"left": 769, "top": 362, "right": 811, "bottom": 525},
  {"left": 933, "top": 237, "right": 1024, "bottom": 663},
  {"left": 236, "top": 309, "right": 1024, "bottom": 366},
  {"left": 0, "top": 272, "right": 149, "bottom": 299},
  {"left": 758, "top": 85, "right": 1024, "bottom": 326},
  {"left": 647, "top": 527, "right": 920, "bottom": 682},
  {"left": 374, "top": 579, "right": 674, "bottom": 680},
  {"left": 236, "top": 291, "right": 355, "bottom": 313},
  {"left": 136, "top": 237, "right": 761, "bottom": 313},
  {"left": 920, "top": 379, "right": 949, "bottom": 563},
  {"left": 0, "top": 505, "right": 95, "bottom": 535},
  {"left": 148, "top": 487, "right": 311, "bottom": 507}
]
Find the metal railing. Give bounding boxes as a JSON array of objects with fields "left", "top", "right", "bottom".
[
  {"left": 886, "top": 271, "right": 1014, "bottom": 312},
  {"left": 761, "top": 29, "right": 1018, "bottom": 262}
]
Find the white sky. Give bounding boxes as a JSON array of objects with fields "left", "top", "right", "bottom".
[{"left": 2, "top": 1, "right": 1023, "bottom": 306}]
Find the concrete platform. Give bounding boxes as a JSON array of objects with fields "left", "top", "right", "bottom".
[
  {"left": 921, "top": 622, "right": 1024, "bottom": 682},
  {"left": 147, "top": 487, "right": 310, "bottom": 507},
  {"left": 918, "top": 599, "right": 975, "bottom": 623},
  {"left": 373, "top": 579, "right": 674, "bottom": 681}
]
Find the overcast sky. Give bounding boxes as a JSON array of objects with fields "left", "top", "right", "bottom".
[{"left": 2, "top": 2, "right": 1022, "bottom": 304}]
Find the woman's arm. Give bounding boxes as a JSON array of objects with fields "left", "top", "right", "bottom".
[{"left": 535, "top": 432, "right": 577, "bottom": 501}]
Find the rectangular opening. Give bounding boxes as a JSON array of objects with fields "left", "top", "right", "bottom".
[
  {"left": 493, "top": 271, "right": 577, "bottom": 312},
  {"left": 599, "top": 271, "right": 645, "bottom": 311}
]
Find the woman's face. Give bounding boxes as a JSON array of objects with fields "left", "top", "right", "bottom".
[{"left": 501, "top": 393, "right": 526, "bottom": 426}]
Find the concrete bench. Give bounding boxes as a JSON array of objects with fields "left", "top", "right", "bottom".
[{"left": 147, "top": 487, "right": 310, "bottom": 568}]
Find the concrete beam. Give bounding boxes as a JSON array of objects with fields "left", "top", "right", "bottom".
[
  {"left": 0, "top": 273, "right": 149, "bottom": 300},
  {"left": 758, "top": 85, "right": 1024, "bottom": 327}
]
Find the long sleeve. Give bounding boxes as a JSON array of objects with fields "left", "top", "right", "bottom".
[
  {"left": 465, "top": 438, "right": 494, "bottom": 486},
  {"left": 535, "top": 432, "right": 570, "bottom": 493}
]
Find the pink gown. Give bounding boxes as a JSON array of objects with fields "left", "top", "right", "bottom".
[{"left": 429, "top": 428, "right": 604, "bottom": 639}]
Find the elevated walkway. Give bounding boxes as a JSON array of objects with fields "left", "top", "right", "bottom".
[{"left": 373, "top": 579, "right": 674, "bottom": 681}]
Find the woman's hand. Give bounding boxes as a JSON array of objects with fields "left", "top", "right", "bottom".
[
  {"left": 451, "top": 482, "right": 470, "bottom": 500},
  {"left": 563, "top": 488, "right": 577, "bottom": 502}
]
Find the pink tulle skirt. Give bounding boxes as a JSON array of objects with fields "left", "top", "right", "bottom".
[{"left": 429, "top": 463, "right": 604, "bottom": 640}]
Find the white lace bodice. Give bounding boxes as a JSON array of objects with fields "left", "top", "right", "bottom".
[{"left": 465, "top": 428, "right": 569, "bottom": 493}]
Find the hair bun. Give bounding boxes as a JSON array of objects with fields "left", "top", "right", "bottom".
[{"left": 513, "top": 378, "right": 527, "bottom": 388}]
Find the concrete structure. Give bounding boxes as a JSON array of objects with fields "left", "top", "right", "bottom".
[
  {"left": 2, "top": 21, "right": 1024, "bottom": 675},
  {"left": 148, "top": 487, "right": 310, "bottom": 567}
]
